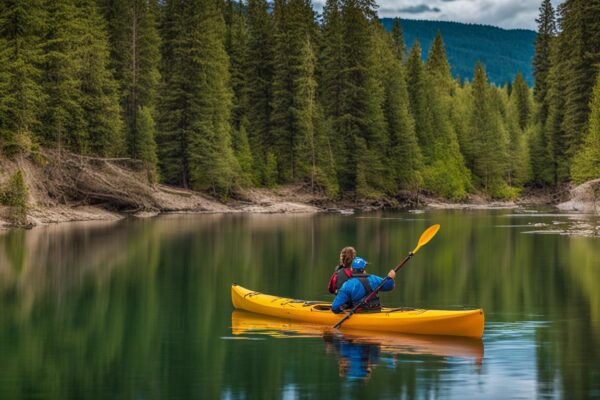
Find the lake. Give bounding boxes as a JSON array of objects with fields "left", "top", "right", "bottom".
[{"left": 0, "top": 210, "right": 598, "bottom": 399}]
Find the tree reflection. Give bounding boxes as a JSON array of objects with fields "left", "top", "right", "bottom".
[{"left": 0, "top": 211, "right": 598, "bottom": 398}]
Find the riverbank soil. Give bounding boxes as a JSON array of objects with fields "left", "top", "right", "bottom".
[{"left": 1, "top": 151, "right": 597, "bottom": 229}]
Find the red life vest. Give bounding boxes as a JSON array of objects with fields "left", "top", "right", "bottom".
[{"left": 327, "top": 266, "right": 352, "bottom": 294}]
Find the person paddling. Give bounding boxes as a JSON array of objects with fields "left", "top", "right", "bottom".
[
  {"left": 327, "top": 246, "right": 357, "bottom": 294},
  {"left": 331, "top": 257, "right": 396, "bottom": 314}
]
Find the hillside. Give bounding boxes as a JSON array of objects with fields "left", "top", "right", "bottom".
[{"left": 381, "top": 18, "right": 536, "bottom": 86}]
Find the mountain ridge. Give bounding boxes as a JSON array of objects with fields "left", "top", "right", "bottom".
[{"left": 380, "top": 18, "right": 537, "bottom": 86}]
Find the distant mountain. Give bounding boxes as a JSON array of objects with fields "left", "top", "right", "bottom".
[{"left": 380, "top": 18, "right": 537, "bottom": 86}]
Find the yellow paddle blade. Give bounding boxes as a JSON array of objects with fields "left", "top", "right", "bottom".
[{"left": 412, "top": 224, "right": 441, "bottom": 254}]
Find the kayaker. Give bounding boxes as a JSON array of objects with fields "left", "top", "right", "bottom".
[
  {"left": 331, "top": 256, "right": 396, "bottom": 313},
  {"left": 327, "top": 246, "right": 357, "bottom": 294}
]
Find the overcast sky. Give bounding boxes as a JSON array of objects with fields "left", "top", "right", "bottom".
[{"left": 315, "top": 0, "right": 563, "bottom": 30}]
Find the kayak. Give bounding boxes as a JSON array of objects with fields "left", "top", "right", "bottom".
[
  {"left": 231, "top": 310, "right": 484, "bottom": 361},
  {"left": 231, "top": 284, "right": 485, "bottom": 338}
]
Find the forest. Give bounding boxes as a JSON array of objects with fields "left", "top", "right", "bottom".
[{"left": 0, "top": 0, "right": 599, "bottom": 203}]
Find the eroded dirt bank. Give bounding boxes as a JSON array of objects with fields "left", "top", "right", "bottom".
[{"left": 1, "top": 151, "right": 596, "bottom": 230}]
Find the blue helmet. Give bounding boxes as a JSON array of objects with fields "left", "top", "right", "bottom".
[{"left": 351, "top": 256, "right": 367, "bottom": 270}]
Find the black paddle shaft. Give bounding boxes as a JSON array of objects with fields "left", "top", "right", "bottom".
[{"left": 333, "top": 252, "right": 414, "bottom": 329}]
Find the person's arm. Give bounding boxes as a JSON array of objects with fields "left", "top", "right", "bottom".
[
  {"left": 331, "top": 289, "right": 350, "bottom": 313},
  {"left": 379, "top": 270, "right": 396, "bottom": 291}
]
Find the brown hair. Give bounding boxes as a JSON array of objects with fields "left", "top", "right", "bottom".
[{"left": 339, "top": 246, "right": 357, "bottom": 268}]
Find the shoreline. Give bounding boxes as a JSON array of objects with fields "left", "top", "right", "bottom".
[
  {"left": 0, "top": 187, "right": 564, "bottom": 232},
  {"left": 1, "top": 151, "right": 597, "bottom": 232}
]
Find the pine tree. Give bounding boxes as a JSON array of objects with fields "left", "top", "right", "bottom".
[
  {"left": 225, "top": 1, "right": 249, "bottom": 133},
  {"left": 157, "top": 0, "right": 238, "bottom": 196},
  {"left": 40, "top": 0, "right": 85, "bottom": 153},
  {"left": 572, "top": 72, "right": 600, "bottom": 183},
  {"left": 467, "top": 62, "right": 509, "bottom": 194},
  {"left": 558, "top": 0, "right": 600, "bottom": 159},
  {"left": 76, "top": 0, "right": 124, "bottom": 156},
  {"left": 271, "top": 0, "right": 316, "bottom": 182},
  {"left": 318, "top": 0, "right": 344, "bottom": 121},
  {"left": 377, "top": 29, "right": 422, "bottom": 192},
  {"left": 0, "top": 0, "right": 46, "bottom": 154},
  {"left": 99, "top": 0, "right": 160, "bottom": 166},
  {"left": 406, "top": 41, "right": 433, "bottom": 157},
  {"left": 335, "top": 0, "right": 388, "bottom": 196},
  {"left": 246, "top": 0, "right": 275, "bottom": 183},
  {"left": 390, "top": 17, "right": 405, "bottom": 62},
  {"left": 533, "top": 0, "right": 556, "bottom": 120},
  {"left": 135, "top": 106, "right": 159, "bottom": 182},
  {"left": 422, "top": 32, "right": 471, "bottom": 199},
  {"left": 426, "top": 32, "right": 452, "bottom": 84},
  {"left": 511, "top": 72, "right": 531, "bottom": 131},
  {"left": 506, "top": 83, "right": 531, "bottom": 186},
  {"left": 543, "top": 33, "right": 569, "bottom": 185}
]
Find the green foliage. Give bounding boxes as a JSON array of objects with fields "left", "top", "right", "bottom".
[
  {"left": 264, "top": 152, "right": 278, "bottom": 188},
  {"left": 390, "top": 18, "right": 405, "bottom": 61},
  {"left": 557, "top": 1, "right": 600, "bottom": 160},
  {"left": 99, "top": 0, "right": 161, "bottom": 166},
  {"left": 246, "top": 0, "right": 275, "bottom": 183},
  {"left": 231, "top": 120, "right": 255, "bottom": 186},
  {"left": 572, "top": 73, "right": 600, "bottom": 183},
  {"left": 465, "top": 62, "right": 509, "bottom": 195},
  {"left": 377, "top": 29, "right": 422, "bottom": 192},
  {"left": 271, "top": 0, "right": 316, "bottom": 182},
  {"left": 77, "top": 0, "right": 124, "bottom": 156},
  {"left": 135, "top": 106, "right": 158, "bottom": 183},
  {"left": 0, "top": 0, "right": 46, "bottom": 148},
  {"left": 157, "top": 0, "right": 239, "bottom": 197},
  {"left": 533, "top": 0, "right": 556, "bottom": 117},
  {"left": 0, "top": 170, "right": 28, "bottom": 225}
]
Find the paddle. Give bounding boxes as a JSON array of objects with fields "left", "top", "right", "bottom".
[{"left": 333, "top": 224, "right": 441, "bottom": 329}]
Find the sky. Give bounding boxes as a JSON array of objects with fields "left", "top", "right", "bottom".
[{"left": 314, "top": 0, "right": 564, "bottom": 31}]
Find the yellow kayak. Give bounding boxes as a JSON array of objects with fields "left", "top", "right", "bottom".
[{"left": 231, "top": 284, "right": 485, "bottom": 338}]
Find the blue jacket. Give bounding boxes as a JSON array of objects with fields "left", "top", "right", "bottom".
[{"left": 331, "top": 274, "right": 394, "bottom": 313}]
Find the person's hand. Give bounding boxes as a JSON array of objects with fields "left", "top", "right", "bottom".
[{"left": 387, "top": 270, "right": 396, "bottom": 279}]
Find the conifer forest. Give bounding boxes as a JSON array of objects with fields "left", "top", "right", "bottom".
[{"left": 1, "top": 0, "right": 599, "bottom": 201}]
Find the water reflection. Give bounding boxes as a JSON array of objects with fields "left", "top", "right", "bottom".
[
  {"left": 0, "top": 211, "right": 598, "bottom": 398},
  {"left": 231, "top": 310, "right": 484, "bottom": 382}
]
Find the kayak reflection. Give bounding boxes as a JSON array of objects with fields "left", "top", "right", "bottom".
[{"left": 231, "top": 310, "right": 484, "bottom": 381}]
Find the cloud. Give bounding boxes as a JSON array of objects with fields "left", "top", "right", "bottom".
[
  {"left": 396, "top": 4, "right": 441, "bottom": 13},
  {"left": 374, "top": 0, "right": 547, "bottom": 30}
]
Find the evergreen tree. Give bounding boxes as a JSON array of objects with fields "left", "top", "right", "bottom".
[
  {"left": 225, "top": 1, "right": 249, "bottom": 133},
  {"left": 99, "top": 0, "right": 160, "bottom": 166},
  {"left": 390, "top": 17, "right": 405, "bottom": 62},
  {"left": 40, "top": 0, "right": 85, "bottom": 153},
  {"left": 511, "top": 72, "right": 531, "bottom": 131},
  {"left": 76, "top": 0, "right": 124, "bottom": 156},
  {"left": 0, "top": 0, "right": 46, "bottom": 153},
  {"left": 335, "top": 0, "right": 388, "bottom": 196},
  {"left": 157, "top": 0, "right": 238, "bottom": 196},
  {"left": 467, "top": 62, "right": 509, "bottom": 195},
  {"left": 558, "top": 0, "right": 600, "bottom": 159},
  {"left": 572, "top": 72, "right": 600, "bottom": 183},
  {"left": 423, "top": 33, "right": 471, "bottom": 199},
  {"left": 406, "top": 41, "right": 433, "bottom": 156},
  {"left": 318, "top": 0, "right": 344, "bottom": 121},
  {"left": 533, "top": 0, "right": 556, "bottom": 119},
  {"left": 506, "top": 84, "right": 531, "bottom": 186},
  {"left": 377, "top": 29, "right": 421, "bottom": 192},
  {"left": 246, "top": 0, "right": 275, "bottom": 183},
  {"left": 271, "top": 0, "right": 316, "bottom": 182},
  {"left": 543, "top": 34, "right": 569, "bottom": 185}
]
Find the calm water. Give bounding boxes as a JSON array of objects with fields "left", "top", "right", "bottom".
[{"left": 0, "top": 210, "right": 599, "bottom": 399}]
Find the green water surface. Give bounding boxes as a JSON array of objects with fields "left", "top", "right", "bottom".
[{"left": 0, "top": 210, "right": 598, "bottom": 399}]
